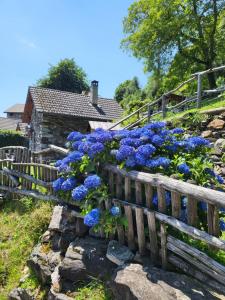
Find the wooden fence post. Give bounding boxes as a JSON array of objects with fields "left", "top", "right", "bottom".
[
  {"left": 147, "top": 211, "right": 158, "bottom": 263},
  {"left": 161, "top": 222, "right": 167, "bottom": 270},
  {"left": 162, "top": 94, "right": 167, "bottom": 118},
  {"left": 197, "top": 74, "right": 202, "bottom": 108}
]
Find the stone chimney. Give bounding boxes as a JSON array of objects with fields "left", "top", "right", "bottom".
[{"left": 90, "top": 80, "right": 98, "bottom": 105}]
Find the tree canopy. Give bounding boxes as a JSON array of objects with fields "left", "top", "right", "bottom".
[
  {"left": 37, "top": 58, "right": 89, "bottom": 93},
  {"left": 122, "top": 0, "right": 225, "bottom": 89}
]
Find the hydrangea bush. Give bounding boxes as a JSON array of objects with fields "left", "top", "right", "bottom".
[{"left": 52, "top": 122, "right": 225, "bottom": 235}]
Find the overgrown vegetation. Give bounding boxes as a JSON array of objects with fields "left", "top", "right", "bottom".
[
  {"left": 0, "top": 198, "right": 53, "bottom": 299},
  {"left": 0, "top": 130, "right": 28, "bottom": 148}
]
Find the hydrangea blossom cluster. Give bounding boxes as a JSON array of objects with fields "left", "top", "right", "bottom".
[{"left": 52, "top": 121, "right": 225, "bottom": 232}]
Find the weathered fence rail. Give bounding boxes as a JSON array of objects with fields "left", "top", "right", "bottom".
[
  {"left": 103, "top": 164, "right": 225, "bottom": 293},
  {"left": 1, "top": 146, "right": 225, "bottom": 293},
  {"left": 109, "top": 65, "right": 225, "bottom": 130}
]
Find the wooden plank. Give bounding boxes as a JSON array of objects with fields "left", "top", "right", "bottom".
[
  {"left": 171, "top": 191, "right": 181, "bottom": 218},
  {"left": 147, "top": 211, "right": 158, "bottom": 263},
  {"left": 125, "top": 177, "right": 131, "bottom": 201},
  {"left": 167, "top": 242, "right": 225, "bottom": 285},
  {"left": 207, "top": 204, "right": 219, "bottom": 237},
  {"left": 168, "top": 235, "right": 225, "bottom": 277},
  {"left": 160, "top": 223, "right": 167, "bottom": 270},
  {"left": 168, "top": 253, "right": 225, "bottom": 295},
  {"left": 135, "top": 181, "right": 142, "bottom": 205},
  {"left": 116, "top": 173, "right": 122, "bottom": 199},
  {"left": 145, "top": 183, "right": 153, "bottom": 209},
  {"left": 124, "top": 205, "right": 135, "bottom": 250},
  {"left": 157, "top": 185, "right": 166, "bottom": 213},
  {"left": 135, "top": 207, "right": 145, "bottom": 255},
  {"left": 104, "top": 165, "right": 225, "bottom": 208},
  {"left": 187, "top": 195, "right": 198, "bottom": 226}
]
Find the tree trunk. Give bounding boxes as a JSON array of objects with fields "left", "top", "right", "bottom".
[{"left": 207, "top": 71, "right": 217, "bottom": 89}]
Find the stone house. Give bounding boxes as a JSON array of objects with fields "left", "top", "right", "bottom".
[
  {"left": 4, "top": 104, "right": 25, "bottom": 119},
  {"left": 23, "top": 81, "right": 123, "bottom": 151}
]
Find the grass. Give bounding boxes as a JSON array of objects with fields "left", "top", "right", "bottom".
[
  {"left": 73, "top": 280, "right": 112, "bottom": 300},
  {"left": 0, "top": 198, "right": 112, "bottom": 300},
  {"left": 0, "top": 197, "right": 53, "bottom": 299}
]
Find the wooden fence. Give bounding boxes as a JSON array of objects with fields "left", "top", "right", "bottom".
[
  {"left": 1, "top": 146, "right": 225, "bottom": 293},
  {"left": 103, "top": 164, "right": 225, "bottom": 294},
  {"left": 109, "top": 65, "right": 225, "bottom": 130}
]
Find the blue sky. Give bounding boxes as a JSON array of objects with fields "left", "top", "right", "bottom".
[{"left": 0, "top": 0, "right": 148, "bottom": 116}]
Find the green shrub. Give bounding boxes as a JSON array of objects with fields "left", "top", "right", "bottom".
[{"left": 0, "top": 130, "right": 28, "bottom": 148}]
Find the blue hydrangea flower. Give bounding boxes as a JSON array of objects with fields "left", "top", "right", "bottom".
[
  {"left": 216, "top": 175, "right": 224, "bottom": 184},
  {"left": 113, "top": 129, "right": 130, "bottom": 140},
  {"left": 57, "top": 163, "right": 71, "bottom": 173},
  {"left": 84, "top": 175, "right": 101, "bottom": 189},
  {"left": 151, "top": 135, "right": 164, "bottom": 146},
  {"left": 95, "top": 131, "right": 113, "bottom": 143},
  {"left": 67, "top": 131, "right": 84, "bottom": 141},
  {"left": 110, "top": 206, "right": 120, "bottom": 216},
  {"left": 120, "top": 137, "right": 142, "bottom": 148},
  {"left": 72, "top": 185, "right": 88, "bottom": 201},
  {"left": 135, "top": 153, "right": 147, "bottom": 166},
  {"left": 52, "top": 177, "right": 65, "bottom": 192},
  {"left": 219, "top": 219, "right": 225, "bottom": 231},
  {"left": 125, "top": 155, "right": 136, "bottom": 167},
  {"left": 178, "top": 163, "right": 191, "bottom": 175},
  {"left": 72, "top": 141, "right": 83, "bottom": 150},
  {"left": 84, "top": 208, "right": 100, "bottom": 227},
  {"left": 61, "top": 177, "right": 77, "bottom": 191},
  {"left": 146, "top": 122, "right": 166, "bottom": 131},
  {"left": 67, "top": 151, "right": 84, "bottom": 162},
  {"left": 186, "top": 136, "right": 210, "bottom": 149},
  {"left": 136, "top": 144, "right": 156, "bottom": 157},
  {"left": 55, "top": 160, "right": 62, "bottom": 167},
  {"left": 88, "top": 142, "right": 104, "bottom": 158},
  {"left": 170, "top": 128, "right": 185, "bottom": 134},
  {"left": 156, "top": 157, "right": 170, "bottom": 168},
  {"left": 116, "top": 145, "right": 135, "bottom": 161}
]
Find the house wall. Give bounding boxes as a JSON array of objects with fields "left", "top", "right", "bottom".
[
  {"left": 30, "top": 113, "right": 90, "bottom": 151},
  {"left": 7, "top": 112, "right": 23, "bottom": 119},
  {"left": 30, "top": 108, "right": 43, "bottom": 151}
]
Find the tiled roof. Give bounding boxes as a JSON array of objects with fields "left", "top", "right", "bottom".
[
  {"left": 29, "top": 86, "right": 123, "bottom": 121},
  {"left": 4, "top": 104, "right": 25, "bottom": 113},
  {"left": 0, "top": 117, "right": 20, "bottom": 131}
]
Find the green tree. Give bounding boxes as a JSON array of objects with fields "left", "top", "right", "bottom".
[
  {"left": 37, "top": 58, "right": 89, "bottom": 93},
  {"left": 122, "top": 0, "right": 225, "bottom": 88},
  {"left": 114, "top": 77, "right": 141, "bottom": 103}
]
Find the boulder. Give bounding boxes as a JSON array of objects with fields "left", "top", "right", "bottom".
[
  {"left": 58, "top": 236, "right": 115, "bottom": 292},
  {"left": 106, "top": 240, "right": 134, "bottom": 265},
  {"left": 214, "top": 139, "right": 225, "bottom": 155},
  {"left": 47, "top": 205, "right": 88, "bottom": 253},
  {"left": 201, "top": 130, "right": 212, "bottom": 138},
  {"left": 48, "top": 288, "right": 73, "bottom": 300},
  {"left": 207, "top": 119, "right": 225, "bottom": 130},
  {"left": 8, "top": 288, "right": 34, "bottom": 300},
  {"left": 111, "top": 264, "right": 217, "bottom": 300},
  {"left": 27, "top": 244, "right": 62, "bottom": 285}
]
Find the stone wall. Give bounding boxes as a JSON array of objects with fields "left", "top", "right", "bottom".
[
  {"left": 30, "top": 108, "right": 43, "bottom": 151},
  {"left": 40, "top": 114, "right": 90, "bottom": 149}
]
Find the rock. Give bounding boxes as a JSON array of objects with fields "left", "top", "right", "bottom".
[
  {"left": 27, "top": 244, "right": 62, "bottom": 285},
  {"left": 41, "top": 230, "right": 51, "bottom": 243},
  {"left": 8, "top": 288, "right": 34, "bottom": 300},
  {"left": 48, "top": 288, "right": 73, "bottom": 300},
  {"left": 106, "top": 240, "right": 134, "bottom": 265},
  {"left": 214, "top": 139, "right": 225, "bottom": 155},
  {"left": 212, "top": 131, "right": 221, "bottom": 138},
  {"left": 51, "top": 266, "right": 61, "bottom": 293},
  {"left": 58, "top": 236, "right": 115, "bottom": 292},
  {"left": 111, "top": 264, "right": 217, "bottom": 300},
  {"left": 207, "top": 119, "right": 225, "bottom": 130},
  {"left": 201, "top": 130, "right": 212, "bottom": 138}
]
